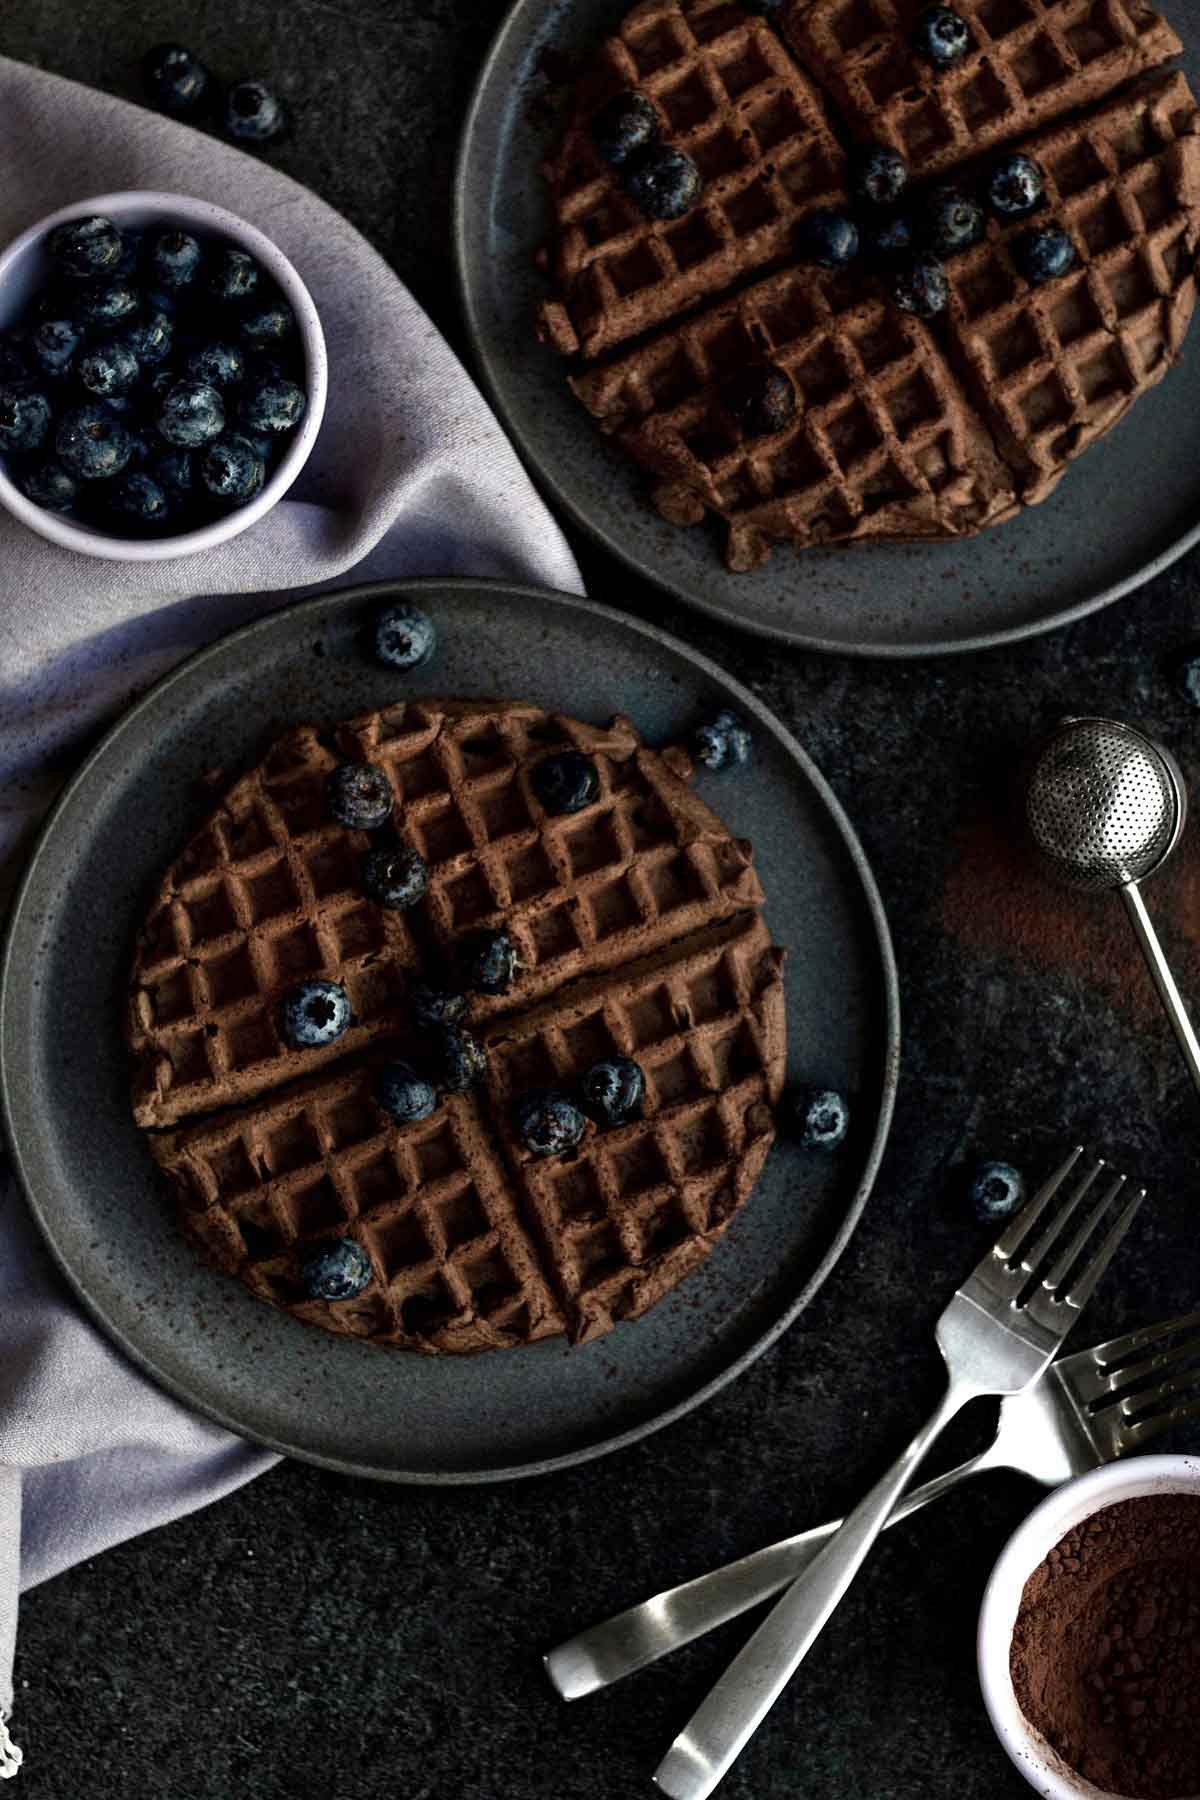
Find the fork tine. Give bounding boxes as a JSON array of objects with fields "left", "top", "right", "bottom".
[
  {"left": 1123, "top": 1393, "right": 1200, "bottom": 1448},
  {"left": 1040, "top": 1173, "right": 1127, "bottom": 1292},
  {"left": 1063, "top": 1188, "right": 1146, "bottom": 1311},
  {"left": 1101, "top": 1327, "right": 1200, "bottom": 1396},
  {"left": 993, "top": 1144, "right": 1085, "bottom": 1261},
  {"left": 1117, "top": 1356, "right": 1200, "bottom": 1421},
  {"left": 1015, "top": 1158, "right": 1107, "bottom": 1278},
  {"left": 1094, "top": 1310, "right": 1200, "bottom": 1372}
]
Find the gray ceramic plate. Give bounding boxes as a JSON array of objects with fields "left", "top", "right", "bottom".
[
  {"left": 454, "top": 0, "right": 1200, "bottom": 656},
  {"left": 0, "top": 579, "right": 898, "bottom": 1483}
]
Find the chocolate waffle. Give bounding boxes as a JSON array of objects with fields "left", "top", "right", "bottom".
[
  {"left": 570, "top": 259, "right": 1018, "bottom": 568},
  {"left": 781, "top": 0, "right": 1180, "bottom": 182},
  {"left": 537, "top": 0, "right": 847, "bottom": 357}
]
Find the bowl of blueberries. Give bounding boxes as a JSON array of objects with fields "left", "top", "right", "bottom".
[{"left": 0, "top": 191, "right": 327, "bottom": 558}]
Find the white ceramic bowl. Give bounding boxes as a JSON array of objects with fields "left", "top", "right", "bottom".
[
  {"left": 977, "top": 1454, "right": 1200, "bottom": 1800},
  {"left": 0, "top": 191, "right": 327, "bottom": 560}
]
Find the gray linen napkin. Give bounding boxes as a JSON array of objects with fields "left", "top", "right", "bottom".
[{"left": 0, "top": 53, "right": 582, "bottom": 1773}]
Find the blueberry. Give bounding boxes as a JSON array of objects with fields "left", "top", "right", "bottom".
[
  {"left": 74, "top": 280, "right": 139, "bottom": 329},
  {"left": 911, "top": 5, "right": 972, "bottom": 66},
  {"left": 1012, "top": 226, "right": 1076, "bottom": 286},
  {"left": 532, "top": 749, "right": 600, "bottom": 815},
  {"left": 407, "top": 979, "right": 467, "bottom": 1029},
  {"left": 461, "top": 929, "right": 518, "bottom": 995},
  {"left": 986, "top": 153, "right": 1045, "bottom": 220},
  {"left": 237, "top": 296, "right": 296, "bottom": 348},
  {"left": 79, "top": 340, "right": 140, "bottom": 398},
  {"left": 142, "top": 42, "right": 211, "bottom": 116},
  {"left": 327, "top": 762, "right": 392, "bottom": 831},
  {"left": 280, "top": 978, "right": 352, "bottom": 1048},
  {"left": 199, "top": 432, "right": 265, "bottom": 505},
  {"left": 592, "top": 90, "right": 659, "bottom": 167},
  {"left": 361, "top": 844, "right": 429, "bottom": 909},
  {"left": 1176, "top": 647, "right": 1200, "bottom": 707},
  {"left": 158, "top": 380, "right": 225, "bottom": 448},
  {"left": 56, "top": 404, "right": 132, "bottom": 479},
  {"left": 692, "top": 708, "right": 752, "bottom": 771},
  {"left": 860, "top": 210, "right": 916, "bottom": 262},
  {"left": 968, "top": 1159, "right": 1026, "bottom": 1222},
  {"left": 515, "top": 1089, "right": 587, "bottom": 1158},
  {"left": 921, "top": 186, "right": 985, "bottom": 257},
  {"left": 788, "top": 1086, "right": 849, "bottom": 1150},
  {"left": 16, "top": 459, "right": 77, "bottom": 513},
  {"left": 121, "top": 421, "right": 155, "bottom": 467},
  {"left": 581, "top": 1056, "right": 645, "bottom": 1128},
  {"left": 238, "top": 373, "right": 306, "bottom": 436},
  {"left": 373, "top": 602, "right": 436, "bottom": 670},
  {"left": 147, "top": 230, "right": 203, "bottom": 292},
  {"left": 105, "top": 470, "right": 170, "bottom": 529},
  {"left": 49, "top": 215, "right": 123, "bottom": 280},
  {"left": 854, "top": 145, "right": 908, "bottom": 209},
  {"left": 183, "top": 341, "right": 246, "bottom": 388},
  {"left": 112, "top": 229, "right": 145, "bottom": 280},
  {"left": 624, "top": 145, "right": 703, "bottom": 221},
  {"left": 224, "top": 79, "right": 288, "bottom": 145},
  {"left": 206, "top": 247, "right": 260, "bottom": 304},
  {"left": 889, "top": 255, "right": 950, "bottom": 318},
  {"left": 374, "top": 1060, "right": 437, "bottom": 1126},
  {"left": 300, "top": 1237, "right": 372, "bottom": 1302},
  {"left": 147, "top": 446, "right": 195, "bottom": 503},
  {"left": 29, "top": 318, "right": 82, "bottom": 380},
  {"left": 118, "top": 306, "right": 173, "bottom": 367},
  {"left": 722, "top": 364, "right": 796, "bottom": 438},
  {"left": 434, "top": 1024, "right": 486, "bottom": 1092},
  {"left": 797, "top": 207, "right": 859, "bottom": 269},
  {"left": 0, "top": 386, "right": 52, "bottom": 454}
]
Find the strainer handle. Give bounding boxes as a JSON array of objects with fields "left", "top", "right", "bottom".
[{"left": 1122, "top": 883, "right": 1200, "bottom": 1096}]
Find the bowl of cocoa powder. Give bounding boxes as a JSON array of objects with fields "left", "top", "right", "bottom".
[{"left": 978, "top": 1457, "right": 1200, "bottom": 1800}]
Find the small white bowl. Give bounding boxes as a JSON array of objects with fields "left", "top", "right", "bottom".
[
  {"left": 0, "top": 191, "right": 327, "bottom": 560},
  {"left": 977, "top": 1454, "right": 1200, "bottom": 1800}
]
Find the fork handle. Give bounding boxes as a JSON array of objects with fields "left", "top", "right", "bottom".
[
  {"left": 1122, "top": 884, "right": 1200, "bottom": 1096},
  {"left": 654, "top": 1383, "right": 972, "bottom": 1800}
]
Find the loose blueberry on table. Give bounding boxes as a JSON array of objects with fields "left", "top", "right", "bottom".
[
  {"left": 361, "top": 844, "right": 429, "bottom": 909},
  {"left": 280, "top": 979, "right": 352, "bottom": 1049},
  {"left": 581, "top": 1057, "right": 645, "bottom": 1128},
  {"left": 142, "top": 43, "right": 211, "bottom": 117},
  {"left": 375, "top": 1060, "right": 438, "bottom": 1126},
  {"left": 326, "top": 762, "right": 393, "bottom": 831},
  {"left": 300, "top": 1238, "right": 372, "bottom": 1302},
  {"left": 515, "top": 1090, "right": 588, "bottom": 1158},
  {"left": 224, "top": 79, "right": 288, "bottom": 145},
  {"left": 373, "top": 601, "right": 437, "bottom": 670},
  {"left": 787, "top": 1086, "right": 850, "bottom": 1150},
  {"left": 967, "top": 1159, "right": 1026, "bottom": 1221},
  {"left": 692, "top": 709, "right": 752, "bottom": 771}
]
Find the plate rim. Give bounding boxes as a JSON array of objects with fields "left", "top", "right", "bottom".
[
  {"left": 0, "top": 576, "right": 900, "bottom": 1484},
  {"left": 451, "top": 0, "right": 1200, "bottom": 660}
]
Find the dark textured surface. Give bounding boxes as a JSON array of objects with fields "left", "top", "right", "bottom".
[{"left": 4, "top": 3, "right": 1200, "bottom": 1798}]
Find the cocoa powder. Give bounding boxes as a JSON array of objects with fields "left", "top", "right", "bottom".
[{"left": 1010, "top": 1495, "right": 1200, "bottom": 1799}]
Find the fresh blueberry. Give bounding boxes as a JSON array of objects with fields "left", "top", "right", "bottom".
[
  {"left": 238, "top": 373, "right": 306, "bottom": 435},
  {"left": 374, "top": 1060, "right": 438, "bottom": 1126},
  {"left": 121, "top": 420, "right": 155, "bottom": 467},
  {"left": 237, "top": 296, "right": 296, "bottom": 348},
  {"left": 532, "top": 749, "right": 600, "bottom": 815},
  {"left": 147, "top": 230, "right": 203, "bottom": 292},
  {"left": 105, "top": 470, "right": 171, "bottom": 529},
  {"left": 921, "top": 186, "right": 985, "bottom": 256},
  {"left": 361, "top": 844, "right": 429, "bottom": 909},
  {"left": 623, "top": 145, "right": 703, "bottom": 221},
  {"left": 0, "top": 385, "right": 52, "bottom": 454},
  {"left": 967, "top": 1159, "right": 1026, "bottom": 1222},
  {"left": 158, "top": 380, "right": 226, "bottom": 448},
  {"left": 986, "top": 152, "right": 1045, "bottom": 220},
  {"left": 224, "top": 79, "right": 288, "bottom": 144},
  {"left": 722, "top": 364, "right": 797, "bottom": 438},
  {"left": 29, "top": 318, "right": 82, "bottom": 380},
  {"left": 198, "top": 432, "right": 265, "bottom": 505},
  {"left": 434, "top": 1024, "right": 487, "bottom": 1092},
  {"left": 692, "top": 708, "right": 752, "bottom": 771},
  {"left": 78, "top": 340, "right": 140, "bottom": 399},
  {"left": 183, "top": 341, "right": 246, "bottom": 388},
  {"left": 300, "top": 1237, "right": 372, "bottom": 1302},
  {"left": 592, "top": 90, "right": 659, "bottom": 167},
  {"left": 854, "top": 145, "right": 908, "bottom": 209},
  {"left": 889, "top": 255, "right": 950, "bottom": 318},
  {"left": 797, "top": 207, "right": 859, "bottom": 269},
  {"left": 581, "top": 1056, "right": 645, "bottom": 1128},
  {"left": 280, "top": 978, "right": 352, "bottom": 1048},
  {"left": 515, "top": 1089, "right": 587, "bottom": 1158},
  {"left": 56, "top": 404, "right": 133, "bottom": 479},
  {"left": 118, "top": 306, "right": 174, "bottom": 366},
  {"left": 461, "top": 929, "right": 518, "bottom": 995},
  {"left": 142, "top": 42, "right": 211, "bottom": 116},
  {"left": 407, "top": 979, "right": 468, "bottom": 1029},
  {"left": 74, "top": 280, "right": 139, "bottom": 329},
  {"left": 1012, "top": 225, "right": 1076, "bottom": 285},
  {"left": 206, "top": 247, "right": 260, "bottom": 304},
  {"left": 147, "top": 446, "right": 195, "bottom": 503},
  {"left": 860, "top": 210, "right": 916, "bottom": 262},
  {"left": 49, "top": 215, "right": 123, "bottom": 280},
  {"left": 788, "top": 1086, "right": 850, "bottom": 1150},
  {"left": 373, "top": 602, "right": 436, "bottom": 670},
  {"left": 16, "top": 459, "right": 77, "bottom": 514},
  {"left": 112, "top": 229, "right": 145, "bottom": 280},
  {"left": 911, "top": 5, "right": 972, "bottom": 66},
  {"left": 327, "top": 762, "right": 392, "bottom": 831}
]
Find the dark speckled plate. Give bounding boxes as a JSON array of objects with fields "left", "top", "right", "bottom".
[
  {"left": 454, "top": 0, "right": 1200, "bottom": 656},
  {"left": 0, "top": 579, "right": 898, "bottom": 1483}
]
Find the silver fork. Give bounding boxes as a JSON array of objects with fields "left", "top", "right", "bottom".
[
  {"left": 546, "top": 1309, "right": 1200, "bottom": 1700},
  {"left": 653, "top": 1146, "right": 1144, "bottom": 1800}
]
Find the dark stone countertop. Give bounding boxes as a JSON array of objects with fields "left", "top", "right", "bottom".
[{"left": 5, "top": 2, "right": 1199, "bottom": 1796}]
